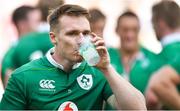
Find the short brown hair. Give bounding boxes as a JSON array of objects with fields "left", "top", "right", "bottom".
[
  {"left": 37, "top": 0, "right": 64, "bottom": 22},
  {"left": 89, "top": 8, "right": 106, "bottom": 23},
  {"left": 12, "top": 6, "right": 37, "bottom": 27},
  {"left": 47, "top": 4, "right": 89, "bottom": 32},
  {"left": 116, "top": 11, "right": 139, "bottom": 32},
  {"left": 152, "top": 1, "right": 180, "bottom": 29}
]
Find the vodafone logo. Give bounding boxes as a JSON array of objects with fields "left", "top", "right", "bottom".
[{"left": 58, "top": 101, "right": 78, "bottom": 111}]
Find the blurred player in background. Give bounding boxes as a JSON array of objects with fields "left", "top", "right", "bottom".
[
  {"left": 37, "top": 0, "right": 64, "bottom": 32},
  {"left": 12, "top": 6, "right": 41, "bottom": 37},
  {"left": 10, "top": 0, "right": 64, "bottom": 68},
  {"left": 89, "top": 8, "right": 106, "bottom": 38},
  {"left": 110, "top": 11, "right": 157, "bottom": 93},
  {"left": 146, "top": 1, "right": 180, "bottom": 110},
  {"left": 1, "top": 6, "right": 41, "bottom": 87},
  {"left": 1, "top": 0, "right": 64, "bottom": 87},
  {"left": 106, "top": 11, "right": 158, "bottom": 110}
]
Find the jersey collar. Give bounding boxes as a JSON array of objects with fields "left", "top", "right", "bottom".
[
  {"left": 46, "top": 47, "right": 82, "bottom": 70},
  {"left": 161, "top": 32, "right": 180, "bottom": 47}
]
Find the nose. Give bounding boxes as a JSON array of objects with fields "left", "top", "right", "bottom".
[{"left": 77, "top": 33, "right": 84, "bottom": 44}]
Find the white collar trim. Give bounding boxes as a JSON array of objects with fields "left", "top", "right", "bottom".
[
  {"left": 46, "top": 48, "right": 81, "bottom": 70},
  {"left": 161, "top": 32, "right": 180, "bottom": 47}
]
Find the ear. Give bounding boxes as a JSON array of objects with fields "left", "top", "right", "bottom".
[
  {"left": 115, "top": 26, "right": 118, "bottom": 34},
  {"left": 115, "top": 24, "right": 121, "bottom": 35},
  {"left": 17, "top": 20, "right": 28, "bottom": 30},
  {"left": 158, "top": 19, "right": 167, "bottom": 30},
  {"left": 49, "top": 32, "right": 57, "bottom": 45},
  {"left": 115, "top": 26, "right": 121, "bottom": 37}
]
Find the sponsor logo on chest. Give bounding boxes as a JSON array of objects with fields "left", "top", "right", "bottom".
[
  {"left": 58, "top": 101, "right": 78, "bottom": 111},
  {"left": 39, "top": 79, "right": 56, "bottom": 91}
]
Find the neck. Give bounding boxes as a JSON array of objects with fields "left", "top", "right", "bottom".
[
  {"left": 18, "top": 26, "right": 33, "bottom": 38},
  {"left": 19, "top": 32, "right": 26, "bottom": 38},
  {"left": 161, "top": 27, "right": 180, "bottom": 39},
  {"left": 121, "top": 49, "right": 139, "bottom": 62},
  {"left": 120, "top": 47, "right": 139, "bottom": 73},
  {"left": 120, "top": 46, "right": 139, "bottom": 58},
  {"left": 52, "top": 48, "right": 75, "bottom": 72},
  {"left": 18, "top": 30, "right": 30, "bottom": 38}
]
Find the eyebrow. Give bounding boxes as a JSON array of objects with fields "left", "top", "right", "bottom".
[{"left": 65, "top": 29, "right": 91, "bottom": 35}]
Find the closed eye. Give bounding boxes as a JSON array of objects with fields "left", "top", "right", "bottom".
[
  {"left": 82, "top": 31, "right": 91, "bottom": 36},
  {"left": 66, "top": 30, "right": 80, "bottom": 36},
  {"left": 65, "top": 30, "right": 91, "bottom": 37}
]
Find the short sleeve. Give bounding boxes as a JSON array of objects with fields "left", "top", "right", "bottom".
[{"left": 0, "top": 73, "right": 26, "bottom": 110}]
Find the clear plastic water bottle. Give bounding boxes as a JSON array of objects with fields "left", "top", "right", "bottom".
[{"left": 78, "top": 35, "right": 100, "bottom": 66}]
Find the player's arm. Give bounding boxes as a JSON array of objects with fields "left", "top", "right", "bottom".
[
  {"left": 0, "top": 73, "right": 26, "bottom": 109},
  {"left": 146, "top": 65, "right": 180, "bottom": 109},
  {"left": 101, "top": 65, "right": 146, "bottom": 110},
  {"left": 92, "top": 34, "right": 146, "bottom": 110}
]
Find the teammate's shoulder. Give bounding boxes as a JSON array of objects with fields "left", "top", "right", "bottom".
[
  {"left": 107, "top": 47, "right": 118, "bottom": 52},
  {"left": 2, "top": 47, "right": 16, "bottom": 60},
  {"left": 12, "top": 57, "right": 49, "bottom": 75},
  {"left": 140, "top": 46, "right": 157, "bottom": 57},
  {"left": 19, "top": 32, "right": 49, "bottom": 41},
  {"left": 15, "top": 32, "right": 51, "bottom": 51},
  {"left": 107, "top": 47, "right": 119, "bottom": 56},
  {"left": 141, "top": 46, "right": 155, "bottom": 54}
]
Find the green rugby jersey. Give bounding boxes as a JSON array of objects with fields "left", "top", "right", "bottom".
[
  {"left": 12, "top": 32, "right": 53, "bottom": 68},
  {"left": 159, "top": 32, "right": 180, "bottom": 64},
  {"left": 159, "top": 32, "right": 180, "bottom": 92},
  {"left": 0, "top": 48, "right": 113, "bottom": 110},
  {"left": 108, "top": 47, "right": 157, "bottom": 93},
  {"left": 168, "top": 55, "right": 180, "bottom": 92},
  {"left": 1, "top": 45, "right": 16, "bottom": 83},
  {"left": 105, "top": 47, "right": 157, "bottom": 110},
  {"left": 160, "top": 33, "right": 180, "bottom": 73},
  {"left": 169, "top": 55, "right": 180, "bottom": 74},
  {"left": 155, "top": 32, "right": 180, "bottom": 110}
]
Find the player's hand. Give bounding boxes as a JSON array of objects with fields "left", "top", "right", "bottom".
[
  {"left": 145, "top": 88, "right": 162, "bottom": 109},
  {"left": 91, "top": 33, "right": 110, "bottom": 70}
]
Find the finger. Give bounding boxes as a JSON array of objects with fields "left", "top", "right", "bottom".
[
  {"left": 92, "top": 36, "right": 103, "bottom": 43},
  {"left": 96, "top": 47, "right": 108, "bottom": 58},
  {"left": 91, "top": 32, "right": 103, "bottom": 38},
  {"left": 94, "top": 40, "right": 105, "bottom": 46},
  {"left": 90, "top": 32, "right": 103, "bottom": 42},
  {"left": 145, "top": 89, "right": 160, "bottom": 109},
  {"left": 89, "top": 33, "right": 96, "bottom": 41},
  {"left": 90, "top": 32, "right": 97, "bottom": 38},
  {"left": 96, "top": 46, "right": 107, "bottom": 53}
]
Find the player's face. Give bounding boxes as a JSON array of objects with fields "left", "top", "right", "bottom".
[
  {"left": 90, "top": 19, "right": 105, "bottom": 37},
  {"left": 117, "top": 17, "right": 140, "bottom": 52},
  {"left": 55, "top": 15, "right": 91, "bottom": 63},
  {"left": 27, "top": 9, "right": 41, "bottom": 32}
]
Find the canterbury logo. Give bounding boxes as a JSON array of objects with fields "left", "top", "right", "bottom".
[{"left": 39, "top": 79, "right": 55, "bottom": 89}]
